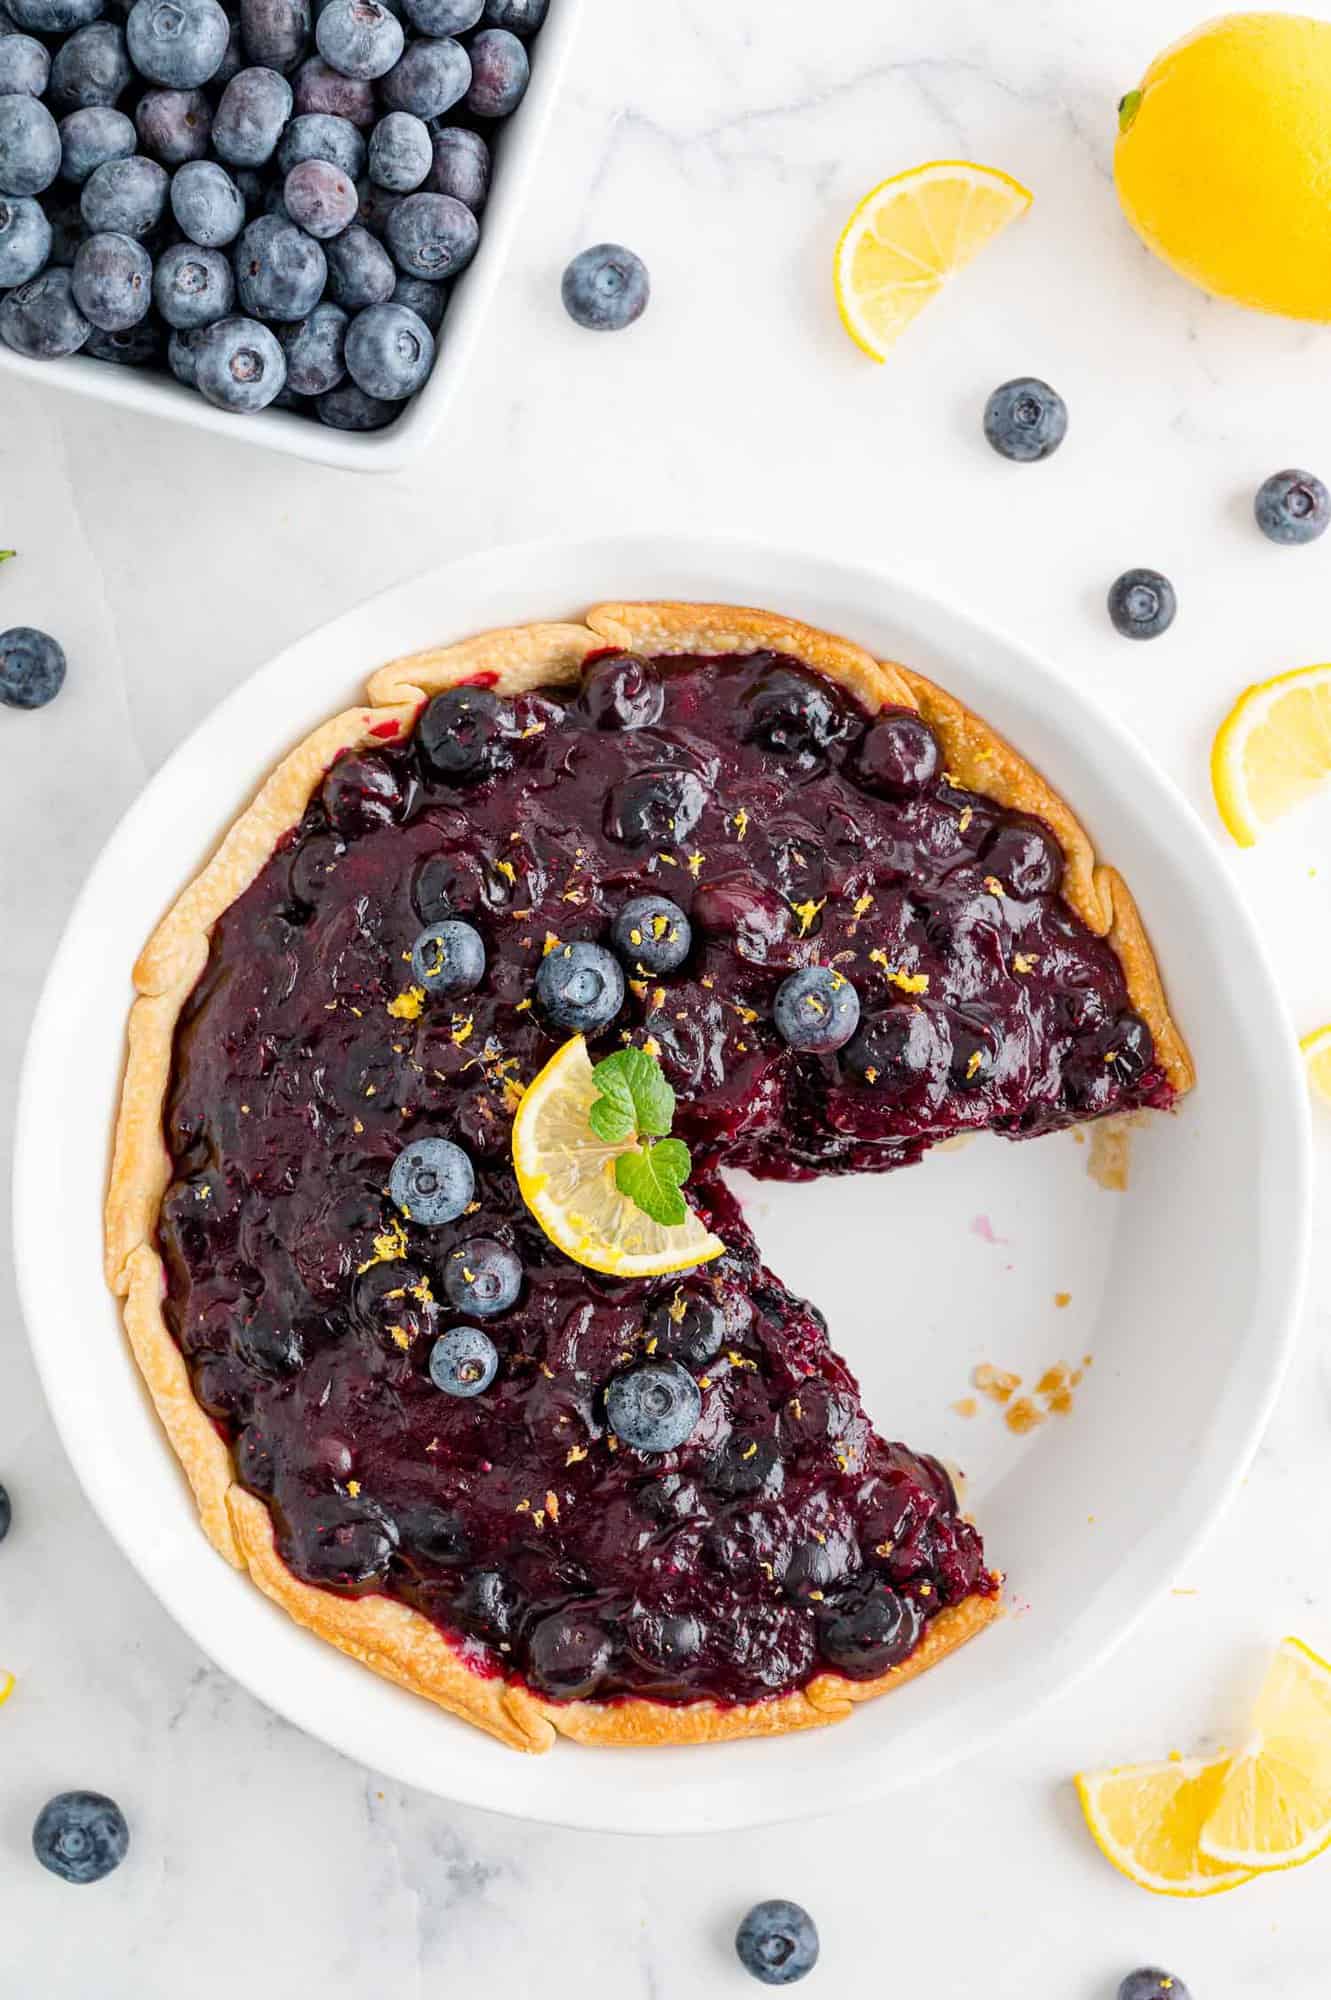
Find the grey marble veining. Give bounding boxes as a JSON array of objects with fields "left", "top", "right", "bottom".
[{"left": 2, "top": 0, "right": 1330, "bottom": 1991}]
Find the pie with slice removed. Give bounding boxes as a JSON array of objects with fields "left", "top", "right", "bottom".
[{"left": 105, "top": 604, "right": 1192, "bottom": 1751}]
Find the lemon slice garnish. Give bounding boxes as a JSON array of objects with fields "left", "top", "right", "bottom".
[
  {"left": 1198, "top": 1637, "right": 1331, "bottom": 1872},
  {"left": 512, "top": 1035, "right": 724, "bottom": 1279},
  {"left": 1075, "top": 1753, "right": 1255, "bottom": 1898},
  {"left": 1301, "top": 1024, "right": 1331, "bottom": 1110},
  {"left": 834, "top": 160, "right": 1033, "bottom": 362},
  {"left": 1211, "top": 663, "right": 1331, "bottom": 845}
]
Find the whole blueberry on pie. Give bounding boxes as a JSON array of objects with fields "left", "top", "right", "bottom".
[{"left": 105, "top": 604, "right": 1193, "bottom": 1751}]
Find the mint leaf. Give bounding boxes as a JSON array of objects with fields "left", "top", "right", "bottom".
[
  {"left": 0, "top": 551, "right": 14, "bottom": 566},
  {"left": 591, "top": 1046, "right": 676, "bottom": 1138},
  {"left": 614, "top": 1138, "right": 691, "bottom": 1228},
  {"left": 588, "top": 1095, "right": 635, "bottom": 1144}
]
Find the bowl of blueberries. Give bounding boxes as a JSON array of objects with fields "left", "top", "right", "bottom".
[{"left": 0, "top": 0, "right": 580, "bottom": 467}]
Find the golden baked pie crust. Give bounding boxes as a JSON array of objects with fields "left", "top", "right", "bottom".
[{"left": 104, "top": 603, "right": 1191, "bottom": 1751}]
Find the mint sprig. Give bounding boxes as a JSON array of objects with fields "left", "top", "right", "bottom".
[{"left": 590, "top": 1047, "right": 693, "bottom": 1227}]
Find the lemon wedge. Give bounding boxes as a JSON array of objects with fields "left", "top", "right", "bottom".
[
  {"left": 1075, "top": 1753, "right": 1254, "bottom": 1897},
  {"left": 1198, "top": 1637, "right": 1331, "bottom": 1872},
  {"left": 834, "top": 161, "right": 1033, "bottom": 362},
  {"left": 0, "top": 1671, "right": 15, "bottom": 1708},
  {"left": 512, "top": 1035, "right": 724, "bottom": 1279},
  {"left": 1301, "top": 1024, "right": 1331, "bottom": 1110},
  {"left": 1211, "top": 663, "right": 1331, "bottom": 845}
]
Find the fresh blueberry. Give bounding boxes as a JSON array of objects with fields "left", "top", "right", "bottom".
[
  {"left": 134, "top": 86, "right": 210, "bottom": 162},
  {"left": 126, "top": 0, "right": 230, "bottom": 87},
  {"left": 0, "top": 626, "right": 66, "bottom": 708},
  {"left": 192, "top": 311, "right": 286, "bottom": 409},
  {"left": 428, "top": 1324, "right": 498, "bottom": 1397},
  {"left": 166, "top": 321, "right": 199, "bottom": 381},
  {"left": 32, "top": 1792, "right": 129, "bottom": 1885},
  {"left": 59, "top": 103, "right": 134, "bottom": 183},
  {"left": 6, "top": 0, "right": 101, "bottom": 27},
  {"left": 0, "top": 193, "right": 50, "bottom": 283},
  {"left": 384, "top": 186, "right": 475, "bottom": 276},
  {"left": 603, "top": 768, "right": 706, "bottom": 847},
  {"left": 611, "top": 894, "right": 691, "bottom": 974},
  {"left": 379, "top": 34, "right": 468, "bottom": 119},
  {"left": 817, "top": 1575, "right": 922, "bottom": 1677},
  {"left": 410, "top": 916, "right": 484, "bottom": 992},
  {"left": 239, "top": 0, "right": 310, "bottom": 73},
  {"left": 855, "top": 710, "right": 939, "bottom": 798},
  {"left": 71, "top": 229, "right": 151, "bottom": 329},
  {"left": 234, "top": 213, "right": 326, "bottom": 318},
  {"left": 171, "top": 156, "right": 243, "bottom": 243},
  {"left": 0, "top": 92, "right": 60, "bottom": 197},
  {"left": 561, "top": 241, "right": 648, "bottom": 331},
  {"left": 353, "top": 170, "right": 398, "bottom": 232},
  {"left": 534, "top": 938, "right": 624, "bottom": 1032},
  {"left": 1254, "top": 467, "right": 1330, "bottom": 546},
  {"left": 283, "top": 155, "right": 355, "bottom": 235},
  {"left": 482, "top": 0, "right": 544, "bottom": 29},
  {"left": 152, "top": 239, "right": 232, "bottom": 326},
  {"left": 277, "top": 109, "right": 364, "bottom": 177},
  {"left": 0, "top": 33, "right": 49, "bottom": 97},
  {"left": 606, "top": 1361, "right": 700, "bottom": 1454},
  {"left": 212, "top": 14, "right": 246, "bottom": 84},
  {"left": 292, "top": 53, "right": 374, "bottom": 124},
  {"left": 49, "top": 23, "right": 131, "bottom": 109},
  {"left": 402, "top": 0, "right": 476, "bottom": 28},
  {"left": 316, "top": 377, "right": 395, "bottom": 426},
  {"left": 212, "top": 65, "right": 294, "bottom": 165},
  {"left": 442, "top": 1236, "right": 521, "bottom": 1317},
  {"left": 577, "top": 650, "right": 663, "bottom": 729},
  {"left": 278, "top": 294, "right": 344, "bottom": 390},
  {"left": 0, "top": 267, "right": 90, "bottom": 354},
  {"left": 315, "top": 0, "right": 402, "bottom": 79},
  {"left": 0, "top": 1483, "right": 9, "bottom": 1540},
  {"left": 1118, "top": 1973, "right": 1191, "bottom": 2000},
  {"left": 464, "top": 24, "right": 525, "bottom": 116},
  {"left": 1107, "top": 567, "right": 1176, "bottom": 640},
  {"left": 323, "top": 216, "right": 392, "bottom": 302},
  {"left": 367, "top": 107, "right": 429, "bottom": 189},
  {"left": 84, "top": 316, "right": 162, "bottom": 364},
  {"left": 774, "top": 966, "right": 860, "bottom": 1054},
  {"left": 983, "top": 376, "right": 1068, "bottom": 462},
  {"left": 344, "top": 295, "right": 431, "bottom": 395},
  {"left": 80, "top": 152, "right": 167, "bottom": 234},
  {"left": 734, "top": 1902, "right": 819, "bottom": 1987},
  {"left": 389, "top": 1134, "right": 474, "bottom": 1224},
  {"left": 389, "top": 269, "right": 442, "bottom": 328},
  {"left": 418, "top": 684, "right": 514, "bottom": 780},
  {"left": 424, "top": 121, "right": 486, "bottom": 207}
]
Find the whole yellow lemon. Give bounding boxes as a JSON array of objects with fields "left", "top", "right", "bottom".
[{"left": 1115, "top": 11, "right": 1331, "bottom": 319}]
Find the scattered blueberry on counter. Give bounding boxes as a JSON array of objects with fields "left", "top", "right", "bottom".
[
  {"left": 32, "top": 1791, "right": 129, "bottom": 1885},
  {"left": 983, "top": 375, "right": 1067, "bottom": 461},
  {"left": 1119, "top": 1972, "right": 1191, "bottom": 2000},
  {"left": 735, "top": 1901, "right": 820, "bottom": 1986},
  {"left": 1107, "top": 566, "right": 1177, "bottom": 640},
  {"left": 0, "top": 1480, "right": 10, "bottom": 1540},
  {"left": 561, "top": 239, "right": 649, "bottom": 331},
  {"left": 0, "top": 622, "right": 66, "bottom": 706},
  {"left": 1254, "top": 467, "right": 1330, "bottom": 545},
  {"left": 0, "top": 0, "right": 548, "bottom": 426}
]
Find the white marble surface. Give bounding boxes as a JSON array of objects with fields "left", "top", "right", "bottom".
[{"left": 3, "top": 0, "right": 1331, "bottom": 1990}]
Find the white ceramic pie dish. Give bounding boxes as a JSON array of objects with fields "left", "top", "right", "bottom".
[
  {"left": 0, "top": 0, "right": 584, "bottom": 474},
  {"left": 14, "top": 533, "right": 1312, "bottom": 1834}
]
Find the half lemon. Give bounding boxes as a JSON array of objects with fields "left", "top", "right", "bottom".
[
  {"left": 512, "top": 1035, "right": 725, "bottom": 1279},
  {"left": 834, "top": 161, "right": 1033, "bottom": 362},
  {"left": 1212, "top": 663, "right": 1331, "bottom": 846}
]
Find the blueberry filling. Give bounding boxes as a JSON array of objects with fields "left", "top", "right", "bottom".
[{"left": 158, "top": 649, "right": 1171, "bottom": 1709}]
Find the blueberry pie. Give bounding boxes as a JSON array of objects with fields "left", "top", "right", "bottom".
[{"left": 105, "top": 604, "right": 1192, "bottom": 1750}]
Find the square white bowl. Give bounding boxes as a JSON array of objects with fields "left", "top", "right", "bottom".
[{"left": 0, "top": 0, "right": 584, "bottom": 473}]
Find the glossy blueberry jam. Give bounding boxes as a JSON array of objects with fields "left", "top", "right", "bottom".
[{"left": 159, "top": 649, "right": 1171, "bottom": 1708}]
